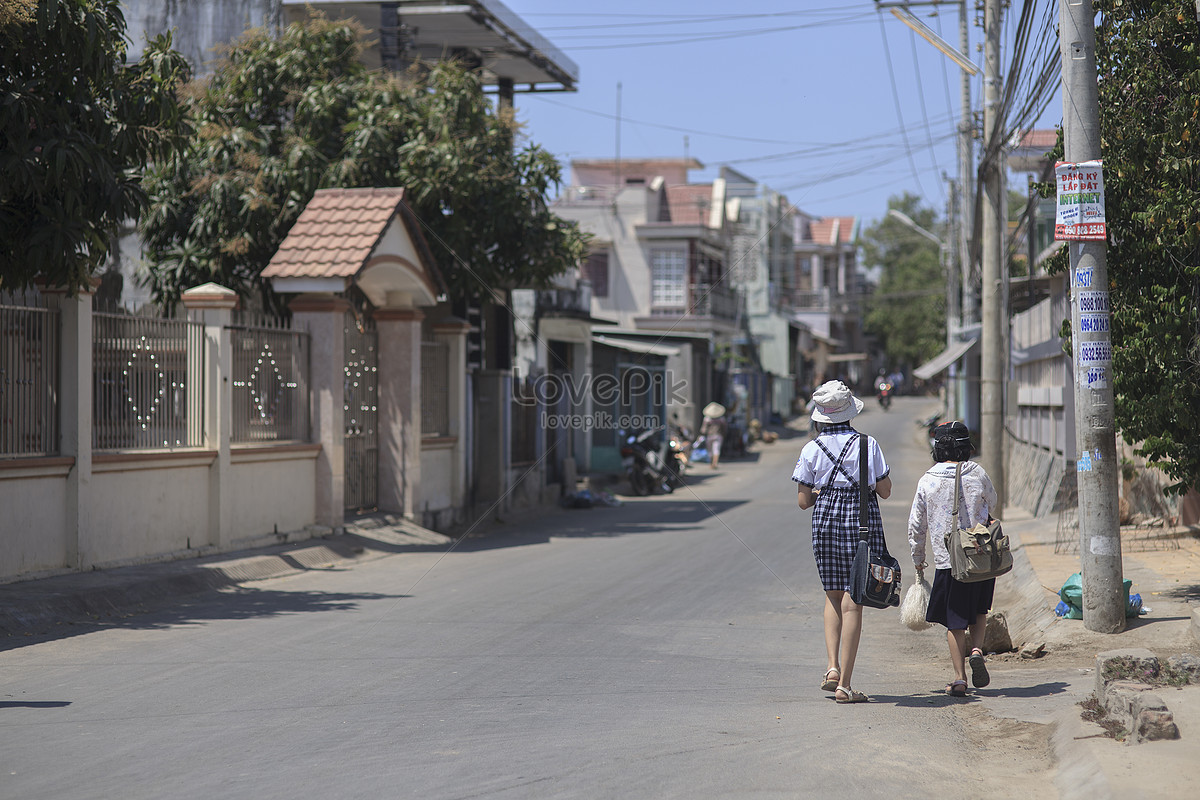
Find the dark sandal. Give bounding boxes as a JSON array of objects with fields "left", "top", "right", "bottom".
[
  {"left": 947, "top": 680, "right": 968, "bottom": 697},
  {"left": 969, "top": 648, "right": 990, "bottom": 688}
]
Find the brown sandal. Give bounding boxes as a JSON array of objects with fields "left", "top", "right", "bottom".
[{"left": 835, "top": 686, "right": 869, "bottom": 704}]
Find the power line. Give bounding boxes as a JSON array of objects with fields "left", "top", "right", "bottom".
[
  {"left": 557, "top": 15, "right": 875, "bottom": 50},
  {"left": 535, "top": 9, "right": 866, "bottom": 32},
  {"left": 909, "top": 24, "right": 946, "bottom": 202},
  {"left": 527, "top": 93, "right": 957, "bottom": 155},
  {"left": 877, "top": 10, "right": 928, "bottom": 198}
]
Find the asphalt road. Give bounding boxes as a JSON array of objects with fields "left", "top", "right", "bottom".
[{"left": 0, "top": 396, "right": 1056, "bottom": 799}]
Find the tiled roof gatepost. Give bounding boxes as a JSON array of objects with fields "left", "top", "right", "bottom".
[
  {"left": 182, "top": 283, "right": 238, "bottom": 549},
  {"left": 290, "top": 293, "right": 352, "bottom": 531},
  {"left": 375, "top": 306, "right": 424, "bottom": 517}
]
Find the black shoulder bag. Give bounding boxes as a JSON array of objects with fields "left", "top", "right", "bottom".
[{"left": 849, "top": 434, "right": 901, "bottom": 608}]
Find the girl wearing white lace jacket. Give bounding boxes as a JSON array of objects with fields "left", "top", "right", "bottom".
[{"left": 907, "top": 421, "right": 999, "bottom": 697}]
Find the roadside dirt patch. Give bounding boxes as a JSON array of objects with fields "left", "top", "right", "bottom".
[{"left": 960, "top": 708, "right": 1058, "bottom": 797}]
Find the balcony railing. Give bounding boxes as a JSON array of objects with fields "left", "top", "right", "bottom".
[
  {"left": 785, "top": 288, "right": 832, "bottom": 310},
  {"left": 651, "top": 283, "right": 739, "bottom": 320},
  {"left": 536, "top": 281, "right": 593, "bottom": 316},
  {"left": 555, "top": 185, "right": 617, "bottom": 206},
  {"left": 781, "top": 288, "right": 862, "bottom": 316}
]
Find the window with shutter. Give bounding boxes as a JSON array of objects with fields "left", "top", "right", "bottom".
[{"left": 583, "top": 250, "right": 609, "bottom": 298}]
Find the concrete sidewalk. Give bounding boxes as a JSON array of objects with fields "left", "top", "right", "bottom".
[
  {"left": 0, "top": 515, "right": 454, "bottom": 640},
  {"left": 992, "top": 510, "right": 1200, "bottom": 799}
]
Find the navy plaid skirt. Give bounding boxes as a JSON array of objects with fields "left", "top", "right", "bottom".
[{"left": 812, "top": 485, "right": 890, "bottom": 592}]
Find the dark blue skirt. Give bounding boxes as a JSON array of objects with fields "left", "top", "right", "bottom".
[{"left": 926, "top": 568, "right": 994, "bottom": 630}]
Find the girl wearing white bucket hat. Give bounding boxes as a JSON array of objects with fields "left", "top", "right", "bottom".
[{"left": 791, "top": 380, "right": 893, "bottom": 703}]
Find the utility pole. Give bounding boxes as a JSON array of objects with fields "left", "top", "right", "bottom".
[
  {"left": 979, "top": 0, "right": 1005, "bottom": 512},
  {"left": 875, "top": 0, "right": 977, "bottom": 422},
  {"left": 1060, "top": 0, "right": 1124, "bottom": 633},
  {"left": 954, "top": 0, "right": 972, "bottom": 423},
  {"left": 957, "top": 0, "right": 972, "bottom": 335},
  {"left": 944, "top": 176, "right": 959, "bottom": 421}
]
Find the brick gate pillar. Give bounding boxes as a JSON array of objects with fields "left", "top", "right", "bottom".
[
  {"left": 290, "top": 293, "right": 349, "bottom": 530},
  {"left": 375, "top": 305, "right": 422, "bottom": 517},
  {"left": 182, "top": 283, "right": 237, "bottom": 548}
]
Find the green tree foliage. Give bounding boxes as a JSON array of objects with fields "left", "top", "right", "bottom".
[
  {"left": 140, "top": 17, "right": 588, "bottom": 308},
  {"left": 860, "top": 194, "right": 947, "bottom": 371},
  {"left": 1040, "top": 2, "right": 1200, "bottom": 493},
  {"left": 0, "top": 0, "right": 189, "bottom": 293}
]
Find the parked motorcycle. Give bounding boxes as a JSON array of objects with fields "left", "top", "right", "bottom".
[
  {"left": 877, "top": 382, "right": 893, "bottom": 410},
  {"left": 917, "top": 411, "right": 943, "bottom": 439},
  {"left": 668, "top": 423, "right": 692, "bottom": 482},
  {"left": 621, "top": 428, "right": 681, "bottom": 495}
]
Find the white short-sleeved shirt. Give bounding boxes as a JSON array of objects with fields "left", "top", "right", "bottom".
[
  {"left": 907, "top": 460, "right": 999, "bottom": 569},
  {"left": 791, "top": 424, "right": 890, "bottom": 490}
]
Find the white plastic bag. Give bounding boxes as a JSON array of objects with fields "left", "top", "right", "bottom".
[{"left": 900, "top": 571, "right": 932, "bottom": 631}]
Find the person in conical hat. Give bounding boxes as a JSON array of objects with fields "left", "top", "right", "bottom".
[
  {"left": 791, "top": 380, "right": 892, "bottom": 703},
  {"left": 701, "top": 402, "right": 727, "bottom": 469}
]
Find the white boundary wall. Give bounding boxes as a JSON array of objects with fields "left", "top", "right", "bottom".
[{"left": 0, "top": 285, "right": 320, "bottom": 583}]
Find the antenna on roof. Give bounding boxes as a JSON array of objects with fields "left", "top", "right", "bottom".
[{"left": 614, "top": 82, "right": 622, "bottom": 194}]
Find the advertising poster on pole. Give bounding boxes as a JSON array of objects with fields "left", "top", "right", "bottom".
[{"left": 1054, "top": 160, "right": 1106, "bottom": 240}]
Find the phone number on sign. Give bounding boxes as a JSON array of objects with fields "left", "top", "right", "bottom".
[
  {"left": 1056, "top": 223, "right": 1106, "bottom": 240},
  {"left": 1078, "top": 341, "right": 1112, "bottom": 366}
]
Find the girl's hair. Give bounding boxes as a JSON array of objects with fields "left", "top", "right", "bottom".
[{"left": 932, "top": 421, "right": 973, "bottom": 462}]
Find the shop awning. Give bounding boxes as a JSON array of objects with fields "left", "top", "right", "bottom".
[
  {"left": 826, "top": 352, "right": 869, "bottom": 363},
  {"left": 914, "top": 338, "right": 978, "bottom": 381},
  {"left": 592, "top": 335, "right": 680, "bottom": 358}
]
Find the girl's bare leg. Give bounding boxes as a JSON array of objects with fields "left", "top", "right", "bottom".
[
  {"left": 823, "top": 590, "right": 844, "bottom": 675},
  {"left": 947, "top": 628, "right": 969, "bottom": 683},
  {"left": 837, "top": 591, "right": 863, "bottom": 688}
]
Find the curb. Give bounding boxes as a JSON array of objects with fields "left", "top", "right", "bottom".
[
  {"left": 0, "top": 518, "right": 460, "bottom": 640},
  {"left": 1051, "top": 703, "right": 1114, "bottom": 800},
  {"left": 0, "top": 539, "right": 368, "bottom": 638},
  {"left": 1193, "top": 608, "right": 1200, "bottom": 645},
  {"left": 992, "top": 520, "right": 1060, "bottom": 649}
]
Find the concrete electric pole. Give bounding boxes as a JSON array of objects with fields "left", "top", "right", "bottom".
[
  {"left": 1059, "top": 0, "right": 1125, "bottom": 633},
  {"left": 877, "top": 0, "right": 977, "bottom": 423},
  {"left": 979, "top": 0, "right": 1006, "bottom": 512}
]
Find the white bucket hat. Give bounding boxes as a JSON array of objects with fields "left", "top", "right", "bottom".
[{"left": 810, "top": 380, "right": 864, "bottom": 424}]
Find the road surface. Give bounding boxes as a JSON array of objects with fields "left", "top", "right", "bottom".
[{"left": 0, "top": 396, "right": 1057, "bottom": 799}]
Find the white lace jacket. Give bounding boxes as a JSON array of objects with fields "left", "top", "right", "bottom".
[{"left": 907, "top": 460, "right": 999, "bottom": 570}]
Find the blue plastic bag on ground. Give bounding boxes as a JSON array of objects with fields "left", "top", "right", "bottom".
[{"left": 1057, "top": 572, "right": 1141, "bottom": 618}]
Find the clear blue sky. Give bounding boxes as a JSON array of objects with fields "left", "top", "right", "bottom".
[{"left": 504, "top": 1, "right": 1062, "bottom": 229}]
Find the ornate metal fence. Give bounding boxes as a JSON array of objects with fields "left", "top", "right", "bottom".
[
  {"left": 344, "top": 315, "right": 378, "bottom": 512},
  {"left": 0, "top": 298, "right": 59, "bottom": 457},
  {"left": 230, "top": 315, "right": 310, "bottom": 443},
  {"left": 93, "top": 312, "right": 204, "bottom": 450}
]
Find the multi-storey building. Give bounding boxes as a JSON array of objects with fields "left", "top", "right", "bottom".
[
  {"left": 721, "top": 168, "right": 812, "bottom": 419},
  {"left": 553, "top": 158, "right": 741, "bottom": 469},
  {"left": 791, "top": 211, "right": 868, "bottom": 391}
]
